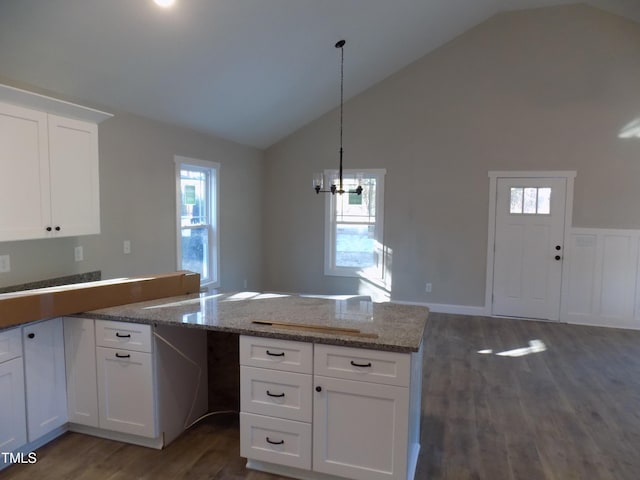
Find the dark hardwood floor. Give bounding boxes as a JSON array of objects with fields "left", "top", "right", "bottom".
[{"left": 3, "top": 313, "right": 640, "bottom": 480}]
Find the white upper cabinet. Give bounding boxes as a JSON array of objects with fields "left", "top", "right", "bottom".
[
  {"left": 0, "top": 85, "right": 111, "bottom": 241},
  {"left": 48, "top": 114, "right": 100, "bottom": 237},
  {"left": 0, "top": 103, "right": 51, "bottom": 240}
]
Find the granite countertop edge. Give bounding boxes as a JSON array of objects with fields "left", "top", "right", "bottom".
[{"left": 77, "top": 311, "right": 425, "bottom": 354}]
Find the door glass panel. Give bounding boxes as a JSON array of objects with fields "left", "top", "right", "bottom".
[
  {"left": 509, "top": 186, "right": 551, "bottom": 215},
  {"left": 537, "top": 188, "right": 551, "bottom": 214},
  {"left": 510, "top": 188, "right": 523, "bottom": 214},
  {"left": 523, "top": 188, "right": 537, "bottom": 214}
]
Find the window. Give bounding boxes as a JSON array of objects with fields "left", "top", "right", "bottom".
[
  {"left": 175, "top": 156, "right": 219, "bottom": 286},
  {"left": 325, "top": 169, "right": 386, "bottom": 279},
  {"left": 509, "top": 187, "right": 551, "bottom": 215}
]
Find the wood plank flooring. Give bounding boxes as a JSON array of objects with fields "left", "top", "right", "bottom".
[{"left": 3, "top": 313, "right": 640, "bottom": 480}]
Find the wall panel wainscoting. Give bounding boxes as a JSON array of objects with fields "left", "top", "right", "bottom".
[{"left": 562, "top": 228, "right": 640, "bottom": 330}]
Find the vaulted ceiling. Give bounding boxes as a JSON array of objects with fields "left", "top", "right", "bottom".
[{"left": 0, "top": 1, "right": 638, "bottom": 148}]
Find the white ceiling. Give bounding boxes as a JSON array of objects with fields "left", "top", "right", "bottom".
[{"left": 0, "top": 0, "right": 638, "bottom": 148}]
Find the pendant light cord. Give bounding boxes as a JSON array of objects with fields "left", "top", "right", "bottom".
[{"left": 338, "top": 40, "right": 345, "bottom": 192}]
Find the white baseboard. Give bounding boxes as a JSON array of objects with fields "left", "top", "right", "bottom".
[
  {"left": 390, "top": 300, "right": 487, "bottom": 316},
  {"left": 563, "top": 313, "right": 640, "bottom": 331}
]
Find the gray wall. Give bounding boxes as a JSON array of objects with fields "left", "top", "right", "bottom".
[
  {"left": 262, "top": 5, "right": 640, "bottom": 306},
  {"left": 0, "top": 103, "right": 264, "bottom": 290}
]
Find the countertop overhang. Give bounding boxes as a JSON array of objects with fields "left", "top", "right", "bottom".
[{"left": 82, "top": 292, "right": 428, "bottom": 353}]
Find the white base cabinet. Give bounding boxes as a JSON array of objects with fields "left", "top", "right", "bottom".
[
  {"left": 313, "top": 376, "right": 409, "bottom": 480},
  {"left": 64, "top": 318, "right": 207, "bottom": 448},
  {"left": 240, "top": 336, "right": 423, "bottom": 480},
  {"left": 0, "top": 327, "right": 27, "bottom": 454},
  {"left": 23, "top": 318, "right": 68, "bottom": 442},
  {"left": 64, "top": 317, "right": 99, "bottom": 427},
  {"left": 96, "top": 346, "right": 156, "bottom": 437}
]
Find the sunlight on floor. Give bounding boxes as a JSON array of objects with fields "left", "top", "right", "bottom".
[{"left": 477, "top": 339, "right": 547, "bottom": 357}]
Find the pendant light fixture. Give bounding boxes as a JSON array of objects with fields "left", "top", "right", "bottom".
[{"left": 313, "top": 40, "right": 363, "bottom": 196}]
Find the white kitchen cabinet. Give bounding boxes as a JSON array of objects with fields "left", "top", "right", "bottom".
[
  {"left": 94, "top": 319, "right": 156, "bottom": 438},
  {"left": 0, "top": 102, "right": 50, "bottom": 241},
  {"left": 96, "top": 345, "right": 157, "bottom": 438},
  {"left": 48, "top": 114, "right": 100, "bottom": 237},
  {"left": 240, "top": 336, "right": 423, "bottom": 480},
  {"left": 64, "top": 317, "right": 99, "bottom": 427},
  {"left": 0, "top": 88, "right": 109, "bottom": 241},
  {"left": 313, "top": 376, "right": 409, "bottom": 480},
  {"left": 65, "top": 318, "right": 207, "bottom": 448},
  {"left": 239, "top": 336, "right": 313, "bottom": 470},
  {"left": 0, "top": 328, "right": 26, "bottom": 453},
  {"left": 23, "top": 318, "right": 68, "bottom": 442}
]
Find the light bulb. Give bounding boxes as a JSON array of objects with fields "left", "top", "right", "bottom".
[{"left": 154, "top": 0, "right": 175, "bottom": 8}]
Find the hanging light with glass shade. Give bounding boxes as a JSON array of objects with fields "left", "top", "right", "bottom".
[{"left": 313, "top": 40, "right": 363, "bottom": 196}]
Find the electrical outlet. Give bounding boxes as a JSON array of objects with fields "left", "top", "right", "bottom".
[
  {"left": 74, "top": 246, "right": 84, "bottom": 262},
  {"left": 123, "top": 240, "right": 131, "bottom": 254},
  {"left": 0, "top": 255, "right": 10, "bottom": 273},
  {"left": 425, "top": 282, "right": 432, "bottom": 293}
]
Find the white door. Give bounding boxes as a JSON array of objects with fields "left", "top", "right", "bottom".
[
  {"left": 492, "top": 177, "right": 566, "bottom": 320},
  {"left": 23, "top": 318, "right": 68, "bottom": 441}
]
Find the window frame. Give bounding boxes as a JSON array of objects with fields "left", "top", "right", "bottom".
[
  {"left": 174, "top": 156, "right": 220, "bottom": 287},
  {"left": 324, "top": 168, "right": 386, "bottom": 279}
]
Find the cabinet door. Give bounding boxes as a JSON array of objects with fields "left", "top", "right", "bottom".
[
  {"left": 23, "top": 318, "right": 68, "bottom": 441},
  {"left": 313, "top": 375, "right": 409, "bottom": 480},
  {"left": 0, "top": 102, "right": 50, "bottom": 240},
  {"left": 64, "top": 317, "right": 98, "bottom": 427},
  {"left": 96, "top": 346, "right": 157, "bottom": 438},
  {"left": 0, "top": 357, "right": 27, "bottom": 452},
  {"left": 48, "top": 114, "right": 100, "bottom": 237}
]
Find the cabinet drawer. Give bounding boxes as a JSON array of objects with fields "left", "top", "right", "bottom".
[
  {"left": 241, "top": 366, "right": 312, "bottom": 422},
  {"left": 240, "top": 412, "right": 311, "bottom": 470},
  {"left": 240, "top": 336, "right": 312, "bottom": 374},
  {"left": 95, "top": 320, "right": 152, "bottom": 353},
  {"left": 0, "top": 327, "right": 22, "bottom": 363},
  {"left": 314, "top": 344, "right": 411, "bottom": 387}
]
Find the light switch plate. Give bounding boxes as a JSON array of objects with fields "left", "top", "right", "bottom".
[
  {"left": 0, "top": 255, "right": 10, "bottom": 273},
  {"left": 124, "top": 240, "right": 131, "bottom": 254},
  {"left": 74, "top": 246, "right": 84, "bottom": 262}
]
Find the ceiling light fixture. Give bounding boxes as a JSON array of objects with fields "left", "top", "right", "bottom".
[
  {"left": 313, "top": 40, "right": 363, "bottom": 196},
  {"left": 153, "top": 0, "right": 175, "bottom": 8}
]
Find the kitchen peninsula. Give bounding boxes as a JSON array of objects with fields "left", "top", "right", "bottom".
[{"left": 0, "top": 277, "right": 427, "bottom": 480}]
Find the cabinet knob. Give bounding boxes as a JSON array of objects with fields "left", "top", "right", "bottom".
[
  {"left": 46, "top": 227, "right": 52, "bottom": 232},
  {"left": 315, "top": 386, "right": 322, "bottom": 392},
  {"left": 27, "top": 333, "right": 35, "bottom": 339},
  {"left": 55, "top": 226, "right": 61, "bottom": 231}
]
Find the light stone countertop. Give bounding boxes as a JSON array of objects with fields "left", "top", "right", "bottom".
[{"left": 81, "top": 291, "right": 428, "bottom": 353}]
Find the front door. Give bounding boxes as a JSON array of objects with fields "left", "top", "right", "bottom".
[{"left": 492, "top": 177, "right": 566, "bottom": 320}]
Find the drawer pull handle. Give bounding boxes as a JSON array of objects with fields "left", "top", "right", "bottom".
[
  {"left": 266, "top": 437, "right": 284, "bottom": 445},
  {"left": 350, "top": 360, "right": 372, "bottom": 368},
  {"left": 266, "top": 350, "right": 285, "bottom": 357},
  {"left": 115, "top": 353, "right": 131, "bottom": 359},
  {"left": 266, "top": 390, "right": 285, "bottom": 398},
  {"left": 115, "top": 332, "right": 131, "bottom": 338}
]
